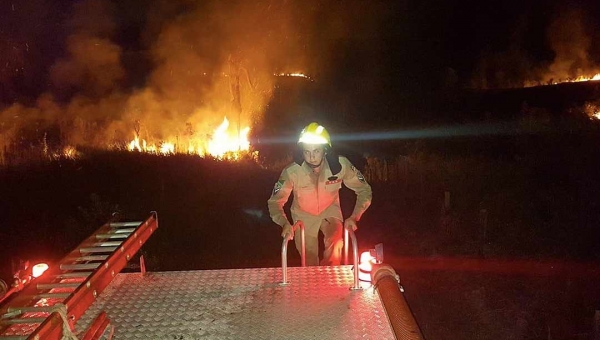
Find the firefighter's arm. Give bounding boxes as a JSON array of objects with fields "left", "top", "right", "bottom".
[
  {"left": 340, "top": 157, "right": 372, "bottom": 224},
  {"left": 267, "top": 169, "right": 294, "bottom": 236}
]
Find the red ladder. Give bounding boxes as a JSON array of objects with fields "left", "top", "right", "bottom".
[{"left": 0, "top": 212, "right": 158, "bottom": 339}]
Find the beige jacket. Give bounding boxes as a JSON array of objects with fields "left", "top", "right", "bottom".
[{"left": 267, "top": 156, "right": 372, "bottom": 236}]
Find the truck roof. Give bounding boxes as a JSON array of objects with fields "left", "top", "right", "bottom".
[{"left": 75, "top": 265, "right": 394, "bottom": 339}]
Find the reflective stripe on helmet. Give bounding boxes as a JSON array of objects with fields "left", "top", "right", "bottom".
[{"left": 298, "top": 122, "right": 331, "bottom": 147}]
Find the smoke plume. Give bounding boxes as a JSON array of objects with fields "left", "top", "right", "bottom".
[
  {"left": 541, "top": 7, "right": 597, "bottom": 84},
  {"left": 0, "top": 0, "right": 355, "bottom": 158},
  {"left": 472, "top": 4, "right": 600, "bottom": 89}
]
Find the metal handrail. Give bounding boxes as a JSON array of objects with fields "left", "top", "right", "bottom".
[
  {"left": 280, "top": 221, "right": 305, "bottom": 285},
  {"left": 344, "top": 228, "right": 349, "bottom": 265},
  {"left": 280, "top": 222, "right": 360, "bottom": 290},
  {"left": 346, "top": 228, "right": 361, "bottom": 290}
]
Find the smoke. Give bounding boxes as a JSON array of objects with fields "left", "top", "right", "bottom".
[
  {"left": 0, "top": 0, "right": 390, "bottom": 160},
  {"left": 51, "top": 34, "right": 125, "bottom": 97},
  {"left": 542, "top": 7, "right": 596, "bottom": 84},
  {"left": 50, "top": 0, "right": 123, "bottom": 97},
  {"left": 471, "top": 3, "right": 600, "bottom": 89},
  {"left": 1, "top": 0, "right": 357, "bottom": 157}
]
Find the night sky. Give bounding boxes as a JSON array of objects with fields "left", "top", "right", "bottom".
[{"left": 1, "top": 0, "right": 600, "bottom": 131}]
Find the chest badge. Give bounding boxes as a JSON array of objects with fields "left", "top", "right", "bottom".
[{"left": 326, "top": 176, "right": 342, "bottom": 185}]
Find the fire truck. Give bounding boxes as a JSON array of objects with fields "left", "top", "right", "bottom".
[{"left": 0, "top": 212, "right": 423, "bottom": 339}]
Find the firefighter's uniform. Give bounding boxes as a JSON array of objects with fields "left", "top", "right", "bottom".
[{"left": 268, "top": 155, "right": 372, "bottom": 266}]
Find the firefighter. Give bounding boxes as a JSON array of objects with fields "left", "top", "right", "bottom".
[{"left": 267, "top": 122, "right": 372, "bottom": 266}]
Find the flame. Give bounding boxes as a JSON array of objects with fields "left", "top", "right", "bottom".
[
  {"left": 525, "top": 72, "right": 600, "bottom": 87},
  {"left": 45, "top": 145, "right": 80, "bottom": 160},
  {"left": 207, "top": 117, "right": 250, "bottom": 158},
  {"left": 128, "top": 136, "right": 142, "bottom": 152},
  {"left": 571, "top": 73, "right": 600, "bottom": 83},
  {"left": 125, "top": 116, "right": 252, "bottom": 159},
  {"left": 160, "top": 143, "right": 175, "bottom": 154},
  {"left": 583, "top": 102, "right": 600, "bottom": 120},
  {"left": 61, "top": 146, "right": 77, "bottom": 159},
  {"left": 127, "top": 136, "right": 175, "bottom": 155}
]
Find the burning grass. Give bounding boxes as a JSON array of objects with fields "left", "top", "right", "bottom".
[
  {"left": 524, "top": 72, "right": 600, "bottom": 88},
  {"left": 0, "top": 114, "right": 259, "bottom": 167}
]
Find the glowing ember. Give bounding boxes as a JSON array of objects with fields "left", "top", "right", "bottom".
[
  {"left": 582, "top": 102, "right": 600, "bottom": 120},
  {"left": 275, "top": 72, "right": 313, "bottom": 81},
  {"left": 45, "top": 145, "right": 79, "bottom": 160},
  {"left": 62, "top": 146, "right": 77, "bottom": 159}
]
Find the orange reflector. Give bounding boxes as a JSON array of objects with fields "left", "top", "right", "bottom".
[{"left": 32, "top": 263, "right": 49, "bottom": 278}]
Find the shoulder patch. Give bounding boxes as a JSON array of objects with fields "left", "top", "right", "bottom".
[
  {"left": 272, "top": 179, "right": 285, "bottom": 196},
  {"left": 351, "top": 165, "right": 366, "bottom": 183}
]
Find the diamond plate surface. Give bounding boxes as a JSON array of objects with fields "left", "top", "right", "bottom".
[{"left": 76, "top": 266, "right": 395, "bottom": 339}]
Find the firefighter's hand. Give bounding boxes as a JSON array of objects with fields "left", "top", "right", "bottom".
[
  {"left": 281, "top": 223, "right": 294, "bottom": 239},
  {"left": 344, "top": 217, "right": 358, "bottom": 232}
]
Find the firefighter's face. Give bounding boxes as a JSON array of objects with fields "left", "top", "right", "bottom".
[{"left": 302, "top": 144, "right": 325, "bottom": 168}]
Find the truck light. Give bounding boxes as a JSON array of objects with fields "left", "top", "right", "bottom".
[
  {"left": 32, "top": 263, "right": 49, "bottom": 278},
  {"left": 358, "top": 244, "right": 384, "bottom": 283},
  {"left": 358, "top": 251, "right": 377, "bottom": 282}
]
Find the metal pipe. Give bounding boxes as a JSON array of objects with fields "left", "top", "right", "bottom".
[
  {"left": 346, "top": 229, "right": 361, "bottom": 290},
  {"left": 301, "top": 223, "right": 306, "bottom": 267},
  {"left": 371, "top": 264, "right": 425, "bottom": 340},
  {"left": 280, "top": 221, "right": 305, "bottom": 285},
  {"left": 281, "top": 235, "right": 291, "bottom": 285},
  {"left": 344, "top": 228, "right": 349, "bottom": 265},
  {"left": 296, "top": 222, "right": 305, "bottom": 268}
]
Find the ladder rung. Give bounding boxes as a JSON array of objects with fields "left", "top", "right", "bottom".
[
  {"left": 110, "top": 221, "right": 141, "bottom": 227},
  {"left": 7, "top": 306, "right": 55, "bottom": 313},
  {"left": 34, "top": 292, "right": 71, "bottom": 299},
  {"left": 1, "top": 310, "right": 22, "bottom": 319},
  {"left": 53, "top": 272, "right": 92, "bottom": 279},
  {"left": 1, "top": 317, "right": 46, "bottom": 324},
  {"left": 113, "top": 228, "right": 135, "bottom": 234},
  {"left": 0, "top": 335, "right": 28, "bottom": 339},
  {"left": 60, "top": 263, "right": 101, "bottom": 271},
  {"left": 79, "top": 247, "right": 118, "bottom": 253},
  {"left": 37, "top": 282, "right": 80, "bottom": 290},
  {"left": 75, "top": 255, "right": 109, "bottom": 261},
  {"left": 91, "top": 241, "right": 122, "bottom": 247},
  {"left": 96, "top": 233, "right": 129, "bottom": 239}
]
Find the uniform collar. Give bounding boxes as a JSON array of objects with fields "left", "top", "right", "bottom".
[{"left": 302, "top": 158, "right": 330, "bottom": 175}]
